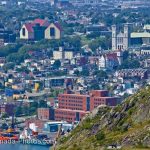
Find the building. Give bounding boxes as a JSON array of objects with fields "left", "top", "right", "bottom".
[
  {"left": 44, "top": 76, "right": 76, "bottom": 88},
  {"left": 131, "top": 32, "right": 150, "bottom": 45},
  {"left": 55, "top": 109, "right": 87, "bottom": 122},
  {"left": 38, "top": 108, "right": 54, "bottom": 120},
  {"left": 37, "top": 90, "right": 118, "bottom": 123},
  {"left": 131, "top": 24, "right": 150, "bottom": 45},
  {"left": 86, "top": 24, "right": 111, "bottom": 36},
  {"left": 20, "top": 19, "right": 62, "bottom": 41},
  {"left": 20, "top": 19, "right": 49, "bottom": 40},
  {"left": 98, "top": 51, "right": 123, "bottom": 70},
  {"left": 0, "top": 103, "right": 15, "bottom": 116},
  {"left": 45, "top": 22, "right": 62, "bottom": 40},
  {"left": 140, "top": 45, "right": 150, "bottom": 55},
  {"left": 43, "top": 121, "right": 73, "bottom": 133},
  {"left": 53, "top": 47, "right": 74, "bottom": 60},
  {"left": 69, "top": 0, "right": 102, "bottom": 6},
  {"left": 54, "top": 90, "right": 118, "bottom": 122},
  {"left": 115, "top": 69, "right": 148, "bottom": 79},
  {"left": 143, "top": 25, "right": 150, "bottom": 32},
  {"left": 0, "top": 24, "right": 16, "bottom": 43},
  {"left": 112, "top": 24, "right": 131, "bottom": 51},
  {"left": 144, "top": 58, "right": 150, "bottom": 68},
  {"left": 121, "top": 1, "right": 150, "bottom": 9},
  {"left": 50, "top": 0, "right": 55, "bottom": 6},
  {"left": 58, "top": 93, "right": 90, "bottom": 111},
  {"left": 90, "top": 97, "right": 118, "bottom": 110}
]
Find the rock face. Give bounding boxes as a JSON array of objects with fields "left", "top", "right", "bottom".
[{"left": 56, "top": 86, "right": 150, "bottom": 150}]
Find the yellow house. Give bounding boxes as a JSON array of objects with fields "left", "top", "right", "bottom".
[
  {"left": 45, "top": 23, "right": 62, "bottom": 40},
  {"left": 20, "top": 19, "right": 62, "bottom": 40},
  {"left": 20, "top": 24, "right": 34, "bottom": 40},
  {"left": 20, "top": 19, "right": 49, "bottom": 40}
]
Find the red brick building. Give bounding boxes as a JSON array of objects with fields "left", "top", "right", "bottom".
[
  {"left": 37, "top": 108, "right": 54, "bottom": 120},
  {"left": 55, "top": 109, "right": 88, "bottom": 122},
  {"left": 90, "top": 97, "right": 118, "bottom": 110},
  {"left": 55, "top": 90, "right": 119, "bottom": 122},
  {"left": 90, "top": 90, "right": 108, "bottom": 97},
  {"left": 37, "top": 90, "right": 119, "bottom": 123},
  {"left": 58, "top": 94, "right": 90, "bottom": 111}
]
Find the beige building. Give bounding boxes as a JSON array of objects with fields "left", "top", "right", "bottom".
[
  {"left": 20, "top": 24, "right": 34, "bottom": 40},
  {"left": 20, "top": 19, "right": 62, "bottom": 40},
  {"left": 53, "top": 47, "right": 74, "bottom": 60},
  {"left": 45, "top": 23, "right": 62, "bottom": 40}
]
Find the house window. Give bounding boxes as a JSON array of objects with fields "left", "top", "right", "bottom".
[
  {"left": 22, "top": 28, "right": 26, "bottom": 36},
  {"left": 50, "top": 27, "right": 55, "bottom": 37}
]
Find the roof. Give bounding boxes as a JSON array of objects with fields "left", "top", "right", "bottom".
[
  {"left": 54, "top": 22, "right": 63, "bottom": 31},
  {"left": 23, "top": 19, "right": 62, "bottom": 33},
  {"left": 24, "top": 19, "right": 50, "bottom": 32},
  {"left": 144, "top": 25, "right": 150, "bottom": 30},
  {"left": 131, "top": 32, "right": 150, "bottom": 38},
  {"left": 106, "top": 53, "right": 117, "bottom": 60},
  {"left": 59, "top": 93, "right": 90, "bottom": 97},
  {"left": 25, "top": 23, "right": 34, "bottom": 32},
  {"left": 117, "top": 32, "right": 125, "bottom": 37},
  {"left": 33, "top": 19, "right": 49, "bottom": 27}
]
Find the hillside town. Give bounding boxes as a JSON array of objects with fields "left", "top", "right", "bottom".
[{"left": 0, "top": 0, "right": 150, "bottom": 149}]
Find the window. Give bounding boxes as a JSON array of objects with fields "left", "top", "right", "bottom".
[
  {"left": 22, "top": 28, "right": 25, "bottom": 36},
  {"left": 50, "top": 27, "right": 55, "bottom": 37}
]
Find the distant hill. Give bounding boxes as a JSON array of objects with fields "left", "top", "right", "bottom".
[{"left": 55, "top": 86, "right": 150, "bottom": 150}]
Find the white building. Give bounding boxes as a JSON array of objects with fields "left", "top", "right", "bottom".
[
  {"left": 98, "top": 51, "right": 123, "bottom": 70},
  {"left": 112, "top": 24, "right": 131, "bottom": 51}
]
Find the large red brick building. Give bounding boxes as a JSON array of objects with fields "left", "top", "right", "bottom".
[
  {"left": 58, "top": 94, "right": 90, "bottom": 111},
  {"left": 38, "top": 90, "right": 119, "bottom": 123},
  {"left": 55, "top": 109, "right": 88, "bottom": 122}
]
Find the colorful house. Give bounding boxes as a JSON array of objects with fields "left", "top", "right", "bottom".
[{"left": 20, "top": 19, "right": 62, "bottom": 41}]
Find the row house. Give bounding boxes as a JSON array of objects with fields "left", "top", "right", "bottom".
[{"left": 115, "top": 69, "right": 148, "bottom": 79}]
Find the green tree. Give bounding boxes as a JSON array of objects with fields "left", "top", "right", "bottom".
[
  {"left": 1, "top": 112, "right": 9, "bottom": 119},
  {"left": 15, "top": 107, "right": 23, "bottom": 117},
  {"left": 53, "top": 60, "right": 61, "bottom": 69},
  {"left": 93, "top": 70, "right": 108, "bottom": 78},
  {"left": 39, "top": 100, "right": 47, "bottom": 108},
  {"left": 3, "top": 62, "right": 15, "bottom": 71},
  {"left": 119, "top": 59, "right": 140, "bottom": 69},
  {"left": 96, "top": 131, "right": 105, "bottom": 141},
  {"left": 90, "top": 83, "right": 100, "bottom": 90},
  {"left": 88, "top": 37, "right": 111, "bottom": 51},
  {"left": 80, "top": 69, "right": 89, "bottom": 76},
  {"left": 74, "top": 69, "right": 80, "bottom": 76}
]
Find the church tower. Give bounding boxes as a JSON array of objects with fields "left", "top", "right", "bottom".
[
  {"left": 123, "top": 24, "right": 130, "bottom": 50},
  {"left": 112, "top": 25, "right": 117, "bottom": 51}
]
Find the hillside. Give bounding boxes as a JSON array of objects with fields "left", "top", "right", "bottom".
[{"left": 55, "top": 86, "right": 150, "bottom": 150}]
